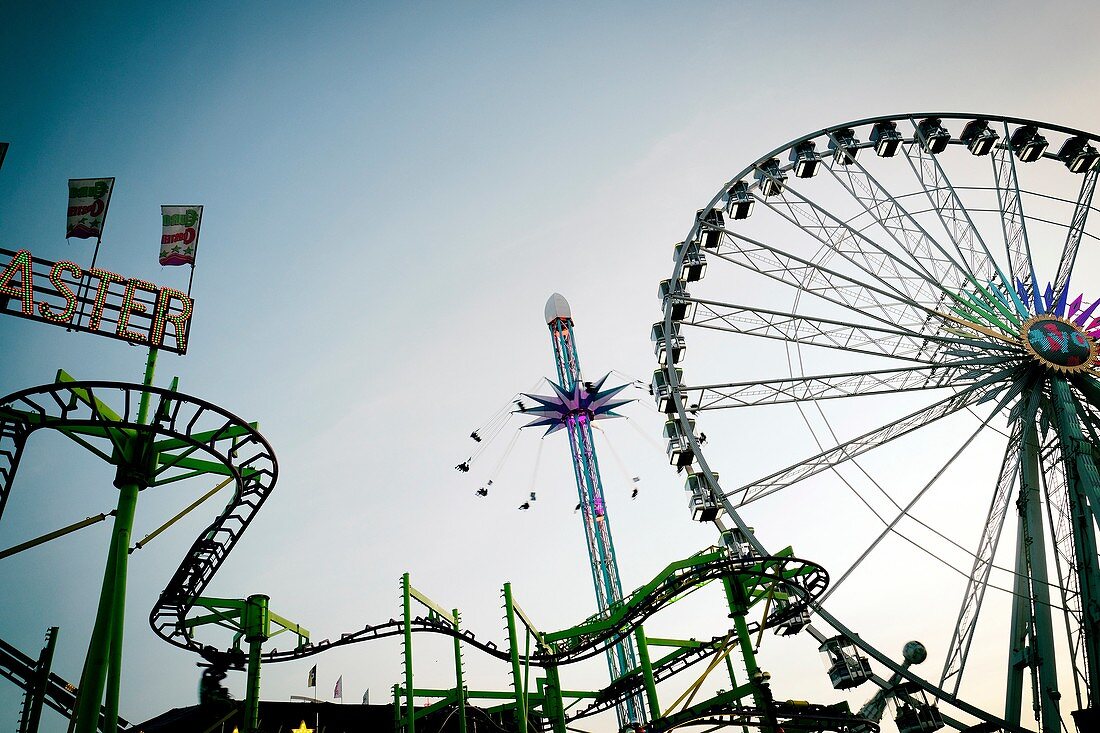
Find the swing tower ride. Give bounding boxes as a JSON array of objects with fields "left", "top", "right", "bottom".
[{"left": 519, "top": 293, "right": 646, "bottom": 729}]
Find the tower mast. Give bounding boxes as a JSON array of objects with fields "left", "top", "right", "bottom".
[{"left": 537, "top": 293, "right": 645, "bottom": 728}]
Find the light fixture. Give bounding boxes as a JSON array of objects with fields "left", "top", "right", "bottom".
[
  {"left": 916, "top": 117, "right": 950, "bottom": 154},
  {"left": 828, "top": 128, "right": 859, "bottom": 165},
  {"left": 870, "top": 121, "right": 902, "bottom": 157},
  {"left": 754, "top": 158, "right": 786, "bottom": 196},
  {"left": 1057, "top": 136, "right": 1100, "bottom": 173},
  {"left": 725, "top": 181, "right": 754, "bottom": 219},
  {"left": 1010, "top": 124, "right": 1048, "bottom": 163},
  {"left": 960, "top": 119, "right": 998, "bottom": 156},
  {"left": 789, "top": 140, "right": 821, "bottom": 178}
]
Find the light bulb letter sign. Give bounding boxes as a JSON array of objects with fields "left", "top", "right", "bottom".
[{"left": 0, "top": 247, "right": 195, "bottom": 354}]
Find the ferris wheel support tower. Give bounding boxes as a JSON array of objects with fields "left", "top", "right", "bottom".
[{"left": 523, "top": 293, "right": 646, "bottom": 728}]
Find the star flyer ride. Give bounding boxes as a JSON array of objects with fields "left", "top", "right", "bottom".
[
  {"left": 655, "top": 113, "right": 1100, "bottom": 733},
  {"left": 518, "top": 293, "right": 646, "bottom": 729}
]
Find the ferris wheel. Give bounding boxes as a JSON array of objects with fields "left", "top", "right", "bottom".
[{"left": 656, "top": 113, "right": 1100, "bottom": 733}]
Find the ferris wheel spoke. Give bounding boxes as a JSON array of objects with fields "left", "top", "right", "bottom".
[
  {"left": 824, "top": 145, "right": 972, "bottom": 295},
  {"left": 710, "top": 228, "right": 936, "bottom": 333},
  {"left": 992, "top": 122, "right": 1040, "bottom": 307},
  {"left": 1053, "top": 164, "right": 1100, "bottom": 301},
  {"left": 820, "top": 406, "right": 1000, "bottom": 608},
  {"left": 940, "top": 417, "right": 1024, "bottom": 695},
  {"left": 680, "top": 297, "right": 1019, "bottom": 364},
  {"left": 750, "top": 177, "right": 954, "bottom": 310},
  {"left": 903, "top": 123, "right": 1006, "bottom": 287},
  {"left": 728, "top": 370, "right": 1018, "bottom": 506},
  {"left": 685, "top": 359, "right": 1013, "bottom": 411}
]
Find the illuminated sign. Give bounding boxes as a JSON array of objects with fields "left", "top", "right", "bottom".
[
  {"left": 0, "top": 247, "right": 193, "bottom": 354},
  {"left": 1022, "top": 316, "right": 1096, "bottom": 372}
]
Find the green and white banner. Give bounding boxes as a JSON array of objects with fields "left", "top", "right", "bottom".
[
  {"left": 159, "top": 205, "right": 203, "bottom": 266},
  {"left": 66, "top": 177, "right": 114, "bottom": 240}
]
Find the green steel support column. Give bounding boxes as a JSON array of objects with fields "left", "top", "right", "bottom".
[
  {"left": 542, "top": 665, "right": 566, "bottom": 733},
  {"left": 634, "top": 626, "right": 660, "bottom": 719},
  {"left": 1052, "top": 380, "right": 1100, "bottom": 707},
  {"left": 1005, "top": 508, "right": 1030, "bottom": 727},
  {"left": 402, "top": 574, "right": 415, "bottom": 733},
  {"left": 723, "top": 575, "right": 773, "bottom": 731},
  {"left": 73, "top": 475, "right": 141, "bottom": 733},
  {"left": 452, "top": 609, "right": 467, "bottom": 733},
  {"left": 73, "top": 348, "right": 158, "bottom": 733},
  {"left": 242, "top": 594, "right": 270, "bottom": 733},
  {"left": 503, "top": 583, "right": 527, "bottom": 733},
  {"left": 1020, "top": 415, "right": 1061, "bottom": 732},
  {"left": 20, "top": 626, "right": 58, "bottom": 733},
  {"left": 102, "top": 478, "right": 140, "bottom": 733}
]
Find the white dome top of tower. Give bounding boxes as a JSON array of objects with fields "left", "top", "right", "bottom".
[{"left": 544, "top": 293, "right": 572, "bottom": 324}]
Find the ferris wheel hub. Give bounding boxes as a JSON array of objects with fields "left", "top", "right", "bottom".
[{"left": 1019, "top": 315, "right": 1098, "bottom": 372}]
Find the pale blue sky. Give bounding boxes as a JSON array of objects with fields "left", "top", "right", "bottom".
[{"left": 4, "top": 1, "right": 1100, "bottom": 729}]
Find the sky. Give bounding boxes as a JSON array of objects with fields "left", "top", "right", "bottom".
[{"left": 4, "top": 1, "right": 1100, "bottom": 730}]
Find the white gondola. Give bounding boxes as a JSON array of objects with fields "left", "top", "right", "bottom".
[
  {"left": 659, "top": 278, "right": 696, "bottom": 322},
  {"left": 695, "top": 208, "right": 725, "bottom": 249},
  {"left": 684, "top": 470, "right": 722, "bottom": 521},
  {"left": 1010, "top": 124, "right": 1048, "bottom": 162},
  {"left": 651, "top": 322, "right": 685, "bottom": 365},
  {"left": 828, "top": 128, "right": 860, "bottom": 165},
  {"left": 893, "top": 682, "right": 946, "bottom": 730},
  {"left": 960, "top": 118, "right": 998, "bottom": 156},
  {"left": 916, "top": 117, "right": 950, "bottom": 154},
  {"left": 754, "top": 158, "right": 786, "bottom": 196},
  {"left": 725, "top": 181, "right": 754, "bottom": 220},
  {"left": 870, "top": 120, "right": 902, "bottom": 157},
  {"left": 674, "top": 240, "right": 708, "bottom": 282},
  {"left": 789, "top": 140, "right": 821, "bottom": 178},
  {"left": 818, "top": 636, "right": 872, "bottom": 690},
  {"left": 772, "top": 598, "right": 811, "bottom": 637},
  {"left": 663, "top": 418, "right": 695, "bottom": 469},
  {"left": 651, "top": 367, "right": 684, "bottom": 414}
]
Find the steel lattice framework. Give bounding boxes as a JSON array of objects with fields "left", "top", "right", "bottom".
[{"left": 658, "top": 113, "right": 1100, "bottom": 733}]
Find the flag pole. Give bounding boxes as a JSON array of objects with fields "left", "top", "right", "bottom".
[{"left": 72, "top": 232, "right": 102, "bottom": 329}]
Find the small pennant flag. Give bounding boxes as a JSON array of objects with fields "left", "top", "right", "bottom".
[
  {"left": 66, "top": 178, "right": 114, "bottom": 239},
  {"left": 160, "top": 205, "right": 203, "bottom": 266},
  {"left": 307, "top": 665, "right": 316, "bottom": 687},
  {"left": 334, "top": 675, "right": 343, "bottom": 699},
  {"left": 0, "top": 142, "right": 8, "bottom": 171}
]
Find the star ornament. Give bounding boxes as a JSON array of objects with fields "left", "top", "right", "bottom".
[
  {"left": 292, "top": 722, "right": 313, "bottom": 733},
  {"left": 520, "top": 373, "right": 632, "bottom": 435}
]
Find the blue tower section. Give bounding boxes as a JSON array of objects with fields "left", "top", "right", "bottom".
[{"left": 521, "top": 293, "right": 646, "bottom": 728}]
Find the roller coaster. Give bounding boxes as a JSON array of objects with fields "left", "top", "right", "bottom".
[{"left": 0, "top": 370, "right": 878, "bottom": 733}]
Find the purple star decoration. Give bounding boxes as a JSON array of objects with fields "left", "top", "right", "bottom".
[{"left": 520, "top": 373, "right": 633, "bottom": 435}]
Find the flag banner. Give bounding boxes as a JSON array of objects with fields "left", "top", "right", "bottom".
[
  {"left": 66, "top": 178, "right": 114, "bottom": 239},
  {"left": 0, "top": 142, "right": 9, "bottom": 171},
  {"left": 307, "top": 665, "right": 316, "bottom": 687},
  {"left": 159, "top": 205, "right": 203, "bottom": 266},
  {"left": 334, "top": 676, "right": 342, "bottom": 699}
]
